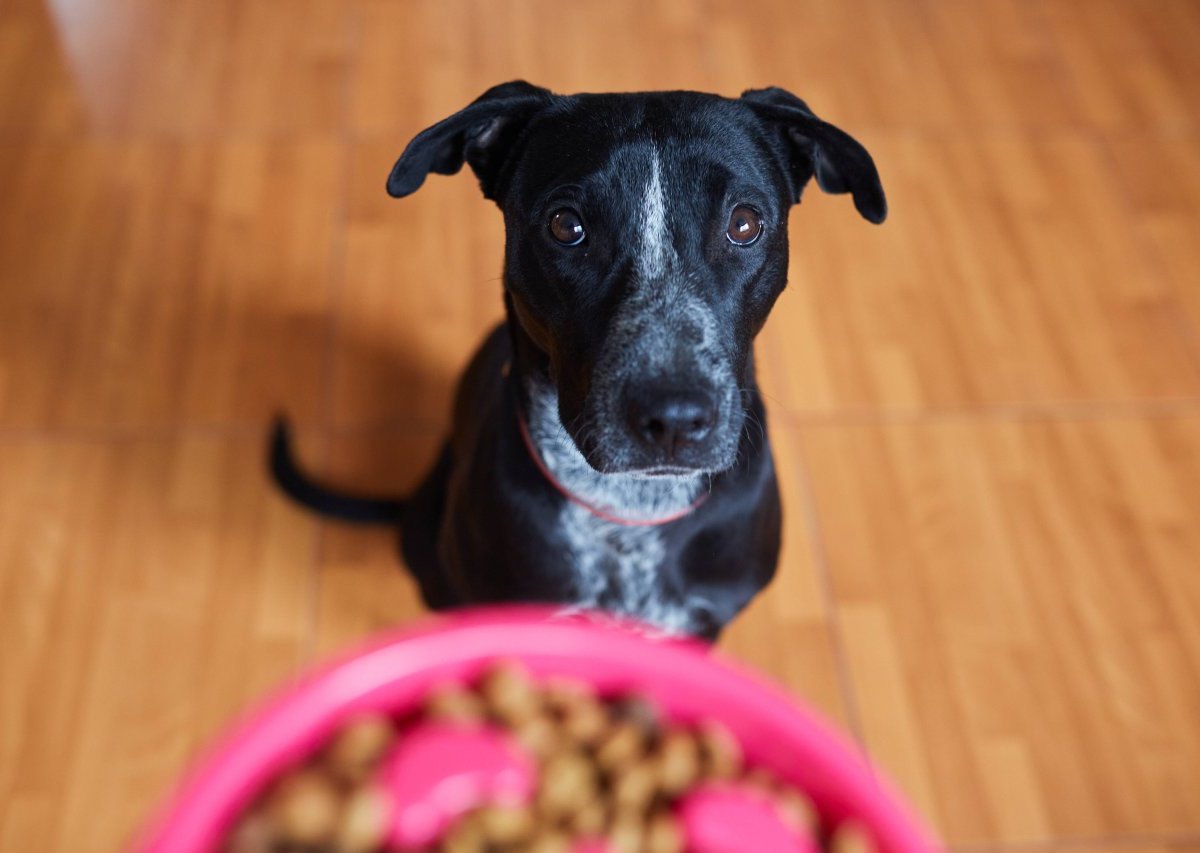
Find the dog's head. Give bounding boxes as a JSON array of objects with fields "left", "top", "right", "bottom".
[{"left": 388, "top": 82, "right": 885, "bottom": 476}]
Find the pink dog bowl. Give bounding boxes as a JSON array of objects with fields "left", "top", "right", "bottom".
[{"left": 138, "top": 607, "right": 934, "bottom": 852}]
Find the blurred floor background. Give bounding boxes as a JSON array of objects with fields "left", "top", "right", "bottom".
[{"left": 2, "top": 0, "right": 1200, "bottom": 849}]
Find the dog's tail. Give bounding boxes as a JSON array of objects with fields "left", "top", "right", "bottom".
[{"left": 269, "top": 416, "right": 405, "bottom": 524}]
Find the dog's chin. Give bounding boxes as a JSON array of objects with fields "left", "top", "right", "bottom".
[{"left": 572, "top": 436, "right": 740, "bottom": 480}]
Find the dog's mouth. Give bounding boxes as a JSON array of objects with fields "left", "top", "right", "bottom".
[{"left": 632, "top": 465, "right": 699, "bottom": 479}]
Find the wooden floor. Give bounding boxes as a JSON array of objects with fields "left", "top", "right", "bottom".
[{"left": 2, "top": 0, "right": 1200, "bottom": 849}]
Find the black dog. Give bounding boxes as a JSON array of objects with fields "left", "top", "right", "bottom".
[{"left": 272, "top": 82, "right": 885, "bottom": 640}]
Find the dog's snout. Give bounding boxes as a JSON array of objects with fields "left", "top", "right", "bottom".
[{"left": 624, "top": 384, "right": 716, "bottom": 458}]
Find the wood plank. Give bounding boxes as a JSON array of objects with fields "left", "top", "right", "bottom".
[
  {"left": 348, "top": 0, "right": 721, "bottom": 135},
  {"left": 802, "top": 417, "right": 1200, "bottom": 843},
  {"left": 704, "top": 0, "right": 1071, "bottom": 132},
  {"left": 348, "top": 0, "right": 1073, "bottom": 135},
  {"left": 0, "top": 0, "right": 88, "bottom": 132},
  {"left": 1107, "top": 136, "right": 1200, "bottom": 349},
  {"left": 755, "top": 131, "right": 1200, "bottom": 416},
  {"left": 311, "top": 427, "right": 443, "bottom": 656},
  {"left": 327, "top": 140, "right": 506, "bottom": 430},
  {"left": 0, "top": 436, "right": 316, "bottom": 851},
  {"left": 0, "top": 0, "right": 348, "bottom": 133},
  {"left": 0, "top": 138, "right": 343, "bottom": 429},
  {"left": 721, "top": 424, "right": 852, "bottom": 733},
  {"left": 1042, "top": 0, "right": 1200, "bottom": 131}
]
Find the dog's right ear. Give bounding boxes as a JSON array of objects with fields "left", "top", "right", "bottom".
[
  {"left": 387, "top": 80, "right": 554, "bottom": 201},
  {"left": 741, "top": 87, "right": 886, "bottom": 224}
]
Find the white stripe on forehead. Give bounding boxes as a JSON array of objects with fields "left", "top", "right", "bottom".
[{"left": 637, "top": 148, "right": 672, "bottom": 281}]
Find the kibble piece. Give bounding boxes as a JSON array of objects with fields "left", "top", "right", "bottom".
[
  {"left": 527, "top": 830, "right": 571, "bottom": 853},
  {"left": 569, "top": 799, "right": 608, "bottom": 836},
  {"left": 612, "top": 762, "right": 658, "bottom": 812},
  {"left": 322, "top": 714, "right": 395, "bottom": 784},
  {"left": 480, "top": 662, "right": 542, "bottom": 724},
  {"left": 595, "top": 720, "right": 647, "bottom": 773},
  {"left": 614, "top": 696, "right": 660, "bottom": 739},
  {"left": 656, "top": 729, "right": 701, "bottom": 796},
  {"left": 607, "top": 810, "right": 646, "bottom": 853},
  {"left": 542, "top": 676, "right": 593, "bottom": 706},
  {"left": 645, "top": 810, "right": 685, "bottom": 853},
  {"left": 559, "top": 695, "right": 610, "bottom": 747},
  {"left": 775, "top": 786, "right": 818, "bottom": 832},
  {"left": 425, "top": 683, "right": 486, "bottom": 723},
  {"left": 266, "top": 769, "right": 341, "bottom": 845},
  {"left": 512, "top": 711, "right": 561, "bottom": 760},
  {"left": 698, "top": 721, "right": 743, "bottom": 780},
  {"left": 225, "top": 812, "right": 273, "bottom": 853},
  {"left": 476, "top": 803, "right": 536, "bottom": 845},
  {"left": 831, "top": 821, "right": 876, "bottom": 853},
  {"left": 335, "top": 786, "right": 390, "bottom": 853},
  {"left": 441, "top": 811, "right": 486, "bottom": 853},
  {"left": 537, "top": 750, "right": 598, "bottom": 819}
]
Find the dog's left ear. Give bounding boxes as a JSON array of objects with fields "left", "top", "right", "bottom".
[
  {"left": 387, "top": 80, "right": 554, "bottom": 200},
  {"left": 741, "top": 87, "right": 886, "bottom": 224}
]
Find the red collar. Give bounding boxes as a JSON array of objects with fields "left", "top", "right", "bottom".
[{"left": 515, "top": 408, "right": 708, "bottom": 527}]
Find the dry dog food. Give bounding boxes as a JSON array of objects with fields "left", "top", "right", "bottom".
[{"left": 225, "top": 662, "right": 872, "bottom": 852}]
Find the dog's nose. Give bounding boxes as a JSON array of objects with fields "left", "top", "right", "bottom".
[{"left": 625, "top": 385, "right": 716, "bottom": 457}]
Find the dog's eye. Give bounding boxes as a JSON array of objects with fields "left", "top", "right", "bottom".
[
  {"left": 548, "top": 208, "right": 586, "bottom": 246},
  {"left": 726, "top": 205, "right": 763, "bottom": 246}
]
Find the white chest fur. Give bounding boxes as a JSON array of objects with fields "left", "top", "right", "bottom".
[{"left": 558, "top": 503, "right": 703, "bottom": 635}]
